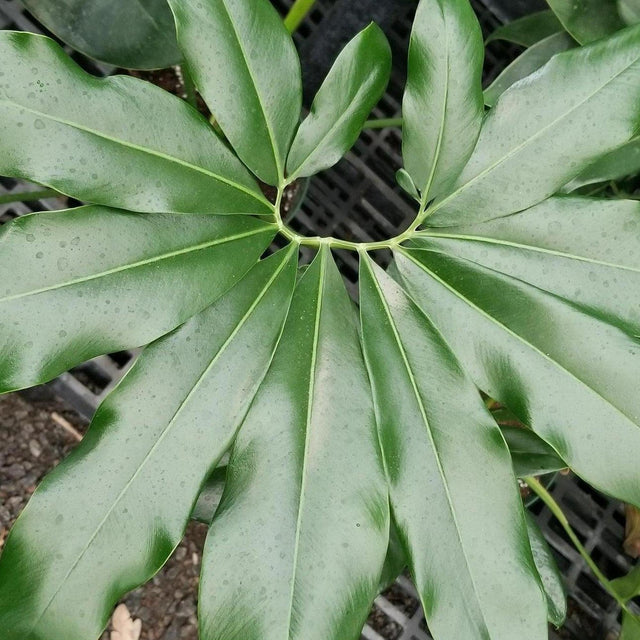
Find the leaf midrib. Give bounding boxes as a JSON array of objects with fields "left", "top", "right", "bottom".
[
  {"left": 28, "top": 246, "right": 295, "bottom": 635},
  {"left": 0, "top": 226, "right": 271, "bottom": 303},
  {"left": 427, "top": 47, "right": 640, "bottom": 216},
  {"left": 362, "top": 257, "right": 492, "bottom": 637},
  {"left": 284, "top": 250, "right": 326, "bottom": 637},
  {"left": 400, "top": 247, "right": 640, "bottom": 433},
  {"left": 0, "top": 99, "right": 269, "bottom": 207}
]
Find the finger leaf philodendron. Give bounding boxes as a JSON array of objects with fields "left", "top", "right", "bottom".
[{"left": 1, "top": 0, "right": 640, "bottom": 639}]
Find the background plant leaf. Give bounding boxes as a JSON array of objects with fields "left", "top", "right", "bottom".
[
  {"left": 21, "top": 0, "right": 180, "bottom": 69},
  {"left": 199, "top": 248, "right": 389, "bottom": 640},
  {"left": 485, "top": 10, "right": 564, "bottom": 47},
  {"left": 0, "top": 207, "right": 274, "bottom": 393},
  {"left": 619, "top": 0, "right": 640, "bottom": 25},
  {"left": 621, "top": 611, "right": 640, "bottom": 640},
  {"left": 0, "top": 248, "right": 297, "bottom": 640},
  {"left": 402, "top": 0, "right": 484, "bottom": 205},
  {"left": 611, "top": 564, "right": 640, "bottom": 601},
  {"left": 500, "top": 426, "right": 567, "bottom": 477},
  {"left": 168, "top": 0, "right": 302, "bottom": 185},
  {"left": 0, "top": 32, "right": 270, "bottom": 215},
  {"left": 286, "top": 23, "right": 391, "bottom": 179},
  {"left": 427, "top": 24, "right": 640, "bottom": 226},
  {"left": 359, "top": 255, "right": 548, "bottom": 640},
  {"left": 546, "top": 0, "right": 625, "bottom": 44}
]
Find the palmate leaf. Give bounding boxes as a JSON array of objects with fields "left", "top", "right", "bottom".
[
  {"left": 359, "top": 256, "right": 547, "bottom": 639},
  {"left": 168, "top": 0, "right": 302, "bottom": 185},
  {"left": 402, "top": 0, "right": 484, "bottom": 205},
  {"left": 21, "top": 0, "right": 180, "bottom": 69},
  {"left": 286, "top": 23, "right": 392, "bottom": 180},
  {"left": 427, "top": 23, "right": 640, "bottom": 226},
  {"left": 0, "top": 32, "right": 270, "bottom": 215},
  {"left": 0, "top": 207, "right": 274, "bottom": 392},
  {"left": 0, "top": 247, "right": 297, "bottom": 640},
  {"left": 393, "top": 196, "right": 640, "bottom": 508},
  {"left": 199, "top": 248, "right": 389, "bottom": 640}
]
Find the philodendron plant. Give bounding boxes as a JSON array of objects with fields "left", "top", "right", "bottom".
[{"left": 1, "top": 0, "right": 640, "bottom": 637}]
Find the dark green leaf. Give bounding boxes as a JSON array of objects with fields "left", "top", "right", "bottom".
[
  {"left": 0, "top": 206, "right": 274, "bottom": 392},
  {"left": 484, "top": 33, "right": 575, "bottom": 107},
  {"left": 562, "top": 136, "right": 640, "bottom": 191},
  {"left": 377, "top": 521, "right": 406, "bottom": 592},
  {"left": 21, "top": 0, "right": 180, "bottom": 69},
  {"left": 546, "top": 0, "right": 625, "bottom": 44},
  {"left": 621, "top": 611, "right": 640, "bottom": 640},
  {"left": 612, "top": 564, "right": 640, "bottom": 601},
  {"left": 525, "top": 513, "right": 567, "bottom": 626},
  {"left": 0, "top": 32, "right": 269, "bottom": 215},
  {"left": 501, "top": 426, "right": 567, "bottom": 477},
  {"left": 168, "top": 0, "right": 302, "bottom": 185},
  {"left": 359, "top": 255, "right": 547, "bottom": 640},
  {"left": 0, "top": 247, "right": 297, "bottom": 640},
  {"left": 402, "top": 0, "right": 484, "bottom": 204},
  {"left": 486, "top": 11, "right": 564, "bottom": 47},
  {"left": 427, "top": 24, "right": 640, "bottom": 226},
  {"left": 619, "top": 0, "right": 640, "bottom": 24},
  {"left": 286, "top": 23, "right": 391, "bottom": 179},
  {"left": 199, "top": 248, "right": 389, "bottom": 640},
  {"left": 394, "top": 210, "right": 640, "bottom": 507}
]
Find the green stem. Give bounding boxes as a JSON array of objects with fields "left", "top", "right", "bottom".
[
  {"left": 525, "top": 476, "right": 633, "bottom": 611},
  {"left": 284, "top": 0, "right": 316, "bottom": 33},
  {"left": 363, "top": 117, "right": 403, "bottom": 130},
  {"left": 0, "top": 188, "right": 61, "bottom": 205},
  {"left": 181, "top": 66, "right": 198, "bottom": 109}
]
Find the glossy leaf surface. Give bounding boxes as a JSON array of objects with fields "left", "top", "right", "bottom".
[
  {"left": 168, "top": 0, "right": 302, "bottom": 185},
  {"left": 562, "top": 136, "right": 640, "bottom": 191},
  {"left": 427, "top": 24, "right": 640, "bottom": 226},
  {"left": 359, "top": 256, "right": 547, "bottom": 640},
  {"left": 402, "top": 0, "right": 484, "bottom": 204},
  {"left": 486, "top": 11, "right": 564, "bottom": 46},
  {"left": 501, "top": 426, "right": 567, "bottom": 477},
  {"left": 395, "top": 221, "right": 640, "bottom": 507},
  {"left": 525, "top": 513, "right": 566, "bottom": 626},
  {"left": 546, "top": 0, "right": 625, "bottom": 44},
  {"left": 484, "top": 32, "right": 575, "bottom": 107},
  {"left": 286, "top": 24, "right": 391, "bottom": 179},
  {"left": 199, "top": 249, "right": 389, "bottom": 640},
  {"left": 21, "top": 0, "right": 180, "bottom": 69},
  {"left": 0, "top": 248, "right": 297, "bottom": 640},
  {"left": 0, "top": 207, "right": 274, "bottom": 392},
  {"left": 0, "top": 32, "right": 270, "bottom": 215}
]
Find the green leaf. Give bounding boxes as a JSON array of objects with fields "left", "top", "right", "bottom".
[
  {"left": 402, "top": 0, "right": 484, "bottom": 204},
  {"left": 525, "top": 513, "right": 567, "bottom": 626},
  {"left": 0, "top": 247, "right": 297, "bottom": 640},
  {"left": 621, "top": 611, "right": 640, "bottom": 640},
  {"left": 168, "top": 0, "right": 302, "bottom": 185},
  {"left": 546, "top": 0, "right": 625, "bottom": 44},
  {"left": 286, "top": 23, "right": 391, "bottom": 179},
  {"left": 619, "top": 0, "right": 640, "bottom": 25},
  {"left": 394, "top": 197, "right": 640, "bottom": 507},
  {"left": 0, "top": 206, "right": 274, "bottom": 392},
  {"left": 484, "top": 32, "right": 575, "bottom": 107},
  {"left": 427, "top": 24, "right": 640, "bottom": 226},
  {"left": 21, "top": 0, "right": 180, "bottom": 69},
  {"left": 501, "top": 426, "right": 567, "bottom": 477},
  {"left": 562, "top": 136, "right": 640, "bottom": 191},
  {"left": 199, "top": 248, "right": 389, "bottom": 640},
  {"left": 612, "top": 564, "right": 640, "bottom": 601},
  {"left": 191, "top": 466, "right": 227, "bottom": 524},
  {"left": 377, "top": 521, "right": 406, "bottom": 592},
  {"left": 0, "top": 32, "right": 270, "bottom": 215},
  {"left": 396, "top": 168, "right": 420, "bottom": 201},
  {"left": 485, "top": 11, "right": 564, "bottom": 47},
  {"left": 359, "top": 255, "right": 548, "bottom": 640}
]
